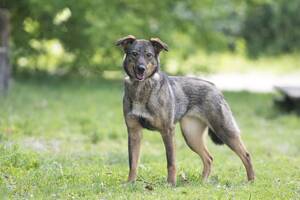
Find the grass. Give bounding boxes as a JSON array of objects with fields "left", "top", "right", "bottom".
[{"left": 0, "top": 76, "right": 299, "bottom": 199}]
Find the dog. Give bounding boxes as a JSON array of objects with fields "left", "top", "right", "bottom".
[{"left": 116, "top": 35, "right": 255, "bottom": 186}]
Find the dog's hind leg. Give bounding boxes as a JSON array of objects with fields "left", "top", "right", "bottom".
[
  {"left": 206, "top": 101, "right": 255, "bottom": 181},
  {"left": 209, "top": 125, "right": 255, "bottom": 181},
  {"left": 180, "top": 116, "right": 213, "bottom": 180},
  {"left": 224, "top": 134, "right": 255, "bottom": 181}
]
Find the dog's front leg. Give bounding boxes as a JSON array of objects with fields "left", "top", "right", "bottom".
[
  {"left": 161, "top": 126, "right": 176, "bottom": 186},
  {"left": 126, "top": 117, "right": 142, "bottom": 183}
]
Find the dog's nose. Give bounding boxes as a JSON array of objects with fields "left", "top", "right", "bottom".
[{"left": 137, "top": 65, "right": 146, "bottom": 73}]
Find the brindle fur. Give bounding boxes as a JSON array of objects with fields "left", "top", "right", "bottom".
[{"left": 116, "top": 35, "right": 255, "bottom": 186}]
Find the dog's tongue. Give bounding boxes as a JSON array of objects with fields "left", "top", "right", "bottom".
[{"left": 136, "top": 73, "right": 145, "bottom": 80}]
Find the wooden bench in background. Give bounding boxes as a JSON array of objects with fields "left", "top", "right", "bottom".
[{"left": 274, "top": 86, "right": 300, "bottom": 114}]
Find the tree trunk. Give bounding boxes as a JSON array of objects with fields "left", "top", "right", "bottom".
[{"left": 0, "top": 9, "right": 10, "bottom": 95}]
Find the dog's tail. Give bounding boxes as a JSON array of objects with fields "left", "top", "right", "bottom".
[{"left": 208, "top": 129, "right": 224, "bottom": 145}]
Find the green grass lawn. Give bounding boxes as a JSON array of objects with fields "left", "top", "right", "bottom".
[{"left": 0, "top": 76, "right": 299, "bottom": 199}]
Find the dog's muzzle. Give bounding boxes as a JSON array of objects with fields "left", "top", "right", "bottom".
[{"left": 135, "top": 65, "right": 146, "bottom": 80}]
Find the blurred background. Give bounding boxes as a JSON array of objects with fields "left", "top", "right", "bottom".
[
  {"left": 1, "top": 0, "right": 300, "bottom": 78},
  {"left": 0, "top": 1, "right": 300, "bottom": 198}
]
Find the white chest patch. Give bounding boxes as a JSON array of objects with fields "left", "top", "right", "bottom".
[
  {"left": 153, "top": 72, "right": 160, "bottom": 81},
  {"left": 131, "top": 102, "right": 152, "bottom": 119},
  {"left": 124, "top": 76, "right": 131, "bottom": 83}
]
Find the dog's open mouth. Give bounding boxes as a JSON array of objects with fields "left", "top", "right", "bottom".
[{"left": 135, "top": 71, "right": 145, "bottom": 81}]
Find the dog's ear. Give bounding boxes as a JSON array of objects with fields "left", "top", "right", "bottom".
[
  {"left": 150, "top": 38, "right": 168, "bottom": 55},
  {"left": 116, "top": 35, "right": 136, "bottom": 52}
]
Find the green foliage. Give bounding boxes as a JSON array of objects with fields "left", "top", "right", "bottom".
[
  {"left": 2, "top": 0, "right": 243, "bottom": 74},
  {"left": 2, "top": 0, "right": 300, "bottom": 74},
  {"left": 0, "top": 77, "right": 299, "bottom": 198},
  {"left": 243, "top": 0, "right": 300, "bottom": 57}
]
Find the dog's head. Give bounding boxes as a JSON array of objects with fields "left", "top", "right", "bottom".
[{"left": 116, "top": 35, "right": 168, "bottom": 81}]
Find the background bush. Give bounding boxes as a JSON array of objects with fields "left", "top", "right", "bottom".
[
  {"left": 243, "top": 0, "right": 300, "bottom": 58},
  {"left": 2, "top": 0, "right": 300, "bottom": 75}
]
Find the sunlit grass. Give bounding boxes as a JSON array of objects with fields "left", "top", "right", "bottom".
[{"left": 0, "top": 77, "right": 299, "bottom": 199}]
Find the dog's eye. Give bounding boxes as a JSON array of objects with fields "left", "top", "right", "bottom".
[
  {"left": 131, "top": 52, "right": 138, "bottom": 57},
  {"left": 146, "top": 53, "right": 153, "bottom": 58}
]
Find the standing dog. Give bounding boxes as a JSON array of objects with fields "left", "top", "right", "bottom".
[{"left": 116, "top": 35, "right": 255, "bottom": 186}]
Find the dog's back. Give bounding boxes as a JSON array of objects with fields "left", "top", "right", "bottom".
[{"left": 169, "top": 76, "right": 240, "bottom": 143}]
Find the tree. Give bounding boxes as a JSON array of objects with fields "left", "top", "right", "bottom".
[{"left": 0, "top": 9, "right": 10, "bottom": 94}]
